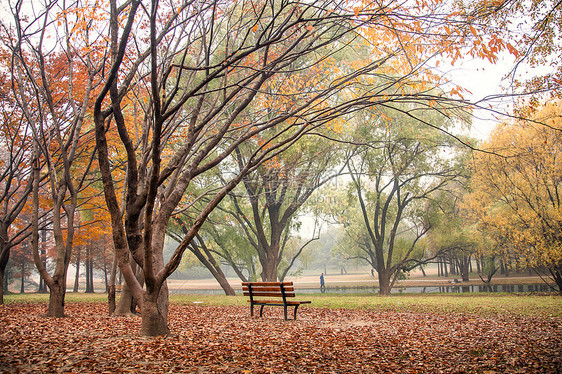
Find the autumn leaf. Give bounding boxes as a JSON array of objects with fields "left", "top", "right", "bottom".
[{"left": 1, "top": 302, "right": 560, "bottom": 373}]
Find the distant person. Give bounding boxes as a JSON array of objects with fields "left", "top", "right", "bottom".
[
  {"left": 320, "top": 272, "right": 325, "bottom": 292},
  {"left": 371, "top": 268, "right": 375, "bottom": 277}
]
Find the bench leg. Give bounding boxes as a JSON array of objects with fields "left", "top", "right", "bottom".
[
  {"left": 260, "top": 305, "right": 265, "bottom": 317},
  {"left": 283, "top": 305, "right": 288, "bottom": 320},
  {"left": 293, "top": 305, "right": 300, "bottom": 320},
  {"left": 250, "top": 303, "right": 254, "bottom": 317}
]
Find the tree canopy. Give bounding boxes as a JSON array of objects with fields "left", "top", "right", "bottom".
[{"left": 468, "top": 102, "right": 562, "bottom": 293}]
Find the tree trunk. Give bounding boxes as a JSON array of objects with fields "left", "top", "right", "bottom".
[
  {"left": 215, "top": 274, "right": 235, "bottom": 296},
  {"left": 231, "top": 263, "right": 248, "bottom": 283},
  {"left": 38, "top": 276, "right": 46, "bottom": 293},
  {"left": 0, "top": 269, "right": 5, "bottom": 304},
  {"left": 90, "top": 250, "right": 95, "bottom": 292},
  {"left": 260, "top": 250, "right": 278, "bottom": 282},
  {"left": 189, "top": 240, "right": 235, "bottom": 296},
  {"left": 501, "top": 260, "right": 509, "bottom": 276},
  {"left": 115, "top": 260, "right": 144, "bottom": 315},
  {"left": 547, "top": 266, "right": 562, "bottom": 296},
  {"left": 378, "top": 270, "right": 392, "bottom": 296},
  {"left": 103, "top": 260, "right": 108, "bottom": 292},
  {"left": 85, "top": 255, "right": 90, "bottom": 293},
  {"left": 476, "top": 257, "right": 481, "bottom": 274},
  {"left": 38, "top": 229, "right": 47, "bottom": 293},
  {"left": 85, "top": 248, "right": 94, "bottom": 293},
  {"left": 108, "top": 255, "right": 118, "bottom": 315},
  {"left": 555, "top": 278, "right": 562, "bottom": 296},
  {"left": 115, "top": 281, "right": 136, "bottom": 316},
  {"left": 20, "top": 262, "right": 25, "bottom": 293},
  {"left": 459, "top": 257, "right": 470, "bottom": 282},
  {"left": 73, "top": 247, "right": 81, "bottom": 292},
  {"left": 47, "top": 282, "right": 66, "bottom": 317},
  {"left": 0, "top": 244, "right": 9, "bottom": 304},
  {"left": 141, "top": 286, "right": 170, "bottom": 336}
]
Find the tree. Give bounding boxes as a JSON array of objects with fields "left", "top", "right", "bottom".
[
  {"left": 86, "top": 0, "right": 517, "bottom": 335},
  {"left": 426, "top": 181, "right": 480, "bottom": 282},
  {"left": 227, "top": 135, "right": 339, "bottom": 282},
  {"left": 0, "top": 42, "right": 42, "bottom": 303},
  {"left": 167, "top": 64, "right": 346, "bottom": 291},
  {"left": 8, "top": 238, "right": 35, "bottom": 293},
  {"left": 3, "top": 0, "right": 101, "bottom": 316},
  {"left": 72, "top": 206, "right": 113, "bottom": 293},
  {"left": 339, "top": 106, "right": 464, "bottom": 295},
  {"left": 469, "top": 102, "right": 562, "bottom": 293},
  {"left": 0, "top": 82, "right": 35, "bottom": 304}
]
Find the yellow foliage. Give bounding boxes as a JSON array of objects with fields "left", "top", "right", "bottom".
[{"left": 469, "top": 101, "right": 562, "bottom": 268}]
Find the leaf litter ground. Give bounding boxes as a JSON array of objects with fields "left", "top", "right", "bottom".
[{"left": 1, "top": 302, "right": 560, "bottom": 373}]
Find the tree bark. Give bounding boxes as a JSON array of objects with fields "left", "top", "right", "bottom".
[
  {"left": 103, "top": 261, "right": 108, "bottom": 292},
  {"left": 85, "top": 246, "right": 94, "bottom": 293},
  {"left": 115, "top": 281, "right": 137, "bottom": 316},
  {"left": 457, "top": 256, "right": 470, "bottom": 282},
  {"left": 185, "top": 235, "right": 236, "bottom": 296},
  {"left": 20, "top": 262, "right": 25, "bottom": 293},
  {"left": 115, "top": 259, "right": 144, "bottom": 315},
  {"left": 73, "top": 247, "right": 81, "bottom": 292},
  {"left": 38, "top": 228, "right": 47, "bottom": 293},
  {"left": 0, "top": 246, "right": 9, "bottom": 304},
  {"left": 1, "top": 269, "right": 7, "bottom": 299},
  {"left": 192, "top": 248, "right": 235, "bottom": 296},
  {"left": 261, "top": 251, "right": 278, "bottom": 282},
  {"left": 378, "top": 270, "right": 392, "bottom": 296},
  {"left": 108, "top": 255, "right": 118, "bottom": 315},
  {"left": 47, "top": 281, "right": 66, "bottom": 317},
  {"left": 141, "top": 286, "right": 170, "bottom": 336}
]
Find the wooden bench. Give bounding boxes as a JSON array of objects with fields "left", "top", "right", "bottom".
[{"left": 242, "top": 282, "right": 311, "bottom": 320}]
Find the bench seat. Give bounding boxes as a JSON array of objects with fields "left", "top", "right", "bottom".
[{"left": 242, "top": 282, "right": 311, "bottom": 320}]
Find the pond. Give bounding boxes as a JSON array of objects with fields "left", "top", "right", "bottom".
[{"left": 169, "top": 283, "right": 555, "bottom": 295}]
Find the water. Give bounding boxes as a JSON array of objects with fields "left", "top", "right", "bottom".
[{"left": 169, "top": 283, "right": 555, "bottom": 295}]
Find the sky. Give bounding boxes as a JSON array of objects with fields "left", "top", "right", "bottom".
[{"left": 439, "top": 52, "right": 519, "bottom": 141}]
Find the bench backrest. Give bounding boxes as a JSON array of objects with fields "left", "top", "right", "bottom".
[{"left": 242, "top": 282, "right": 296, "bottom": 299}]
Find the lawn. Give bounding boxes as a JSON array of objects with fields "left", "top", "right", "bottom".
[{"left": 1, "top": 293, "right": 561, "bottom": 373}]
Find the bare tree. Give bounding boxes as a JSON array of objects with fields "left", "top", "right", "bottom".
[
  {"left": 0, "top": 86, "right": 34, "bottom": 304},
  {"left": 228, "top": 139, "right": 339, "bottom": 282},
  {"left": 343, "top": 108, "right": 464, "bottom": 295},
  {"left": 92, "top": 0, "right": 482, "bottom": 335},
  {"left": 4, "top": 0, "right": 100, "bottom": 316}
]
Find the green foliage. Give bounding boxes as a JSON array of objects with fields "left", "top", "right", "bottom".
[{"left": 318, "top": 100, "right": 467, "bottom": 292}]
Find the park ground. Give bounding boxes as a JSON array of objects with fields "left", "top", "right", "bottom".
[{"left": 1, "top": 293, "right": 561, "bottom": 373}]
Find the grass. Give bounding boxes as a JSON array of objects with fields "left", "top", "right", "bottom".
[
  {"left": 4, "top": 292, "right": 106, "bottom": 304},
  {"left": 173, "top": 293, "right": 562, "bottom": 317},
  {"left": 4, "top": 291, "right": 561, "bottom": 317}
]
